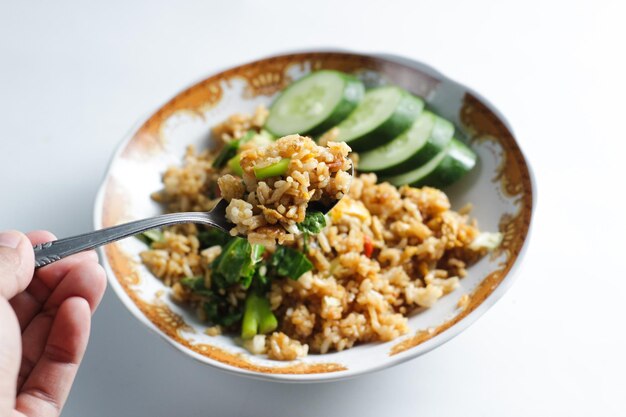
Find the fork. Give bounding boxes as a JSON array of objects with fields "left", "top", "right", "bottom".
[
  {"left": 33, "top": 200, "right": 231, "bottom": 269},
  {"left": 33, "top": 164, "right": 353, "bottom": 269}
]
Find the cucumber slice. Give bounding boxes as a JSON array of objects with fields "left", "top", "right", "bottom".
[
  {"left": 335, "top": 86, "right": 424, "bottom": 152},
  {"left": 417, "top": 138, "right": 476, "bottom": 188},
  {"left": 383, "top": 146, "right": 449, "bottom": 187},
  {"left": 383, "top": 138, "right": 476, "bottom": 188},
  {"left": 254, "top": 158, "right": 290, "bottom": 179},
  {"left": 265, "top": 70, "right": 364, "bottom": 137},
  {"left": 358, "top": 112, "right": 454, "bottom": 174}
]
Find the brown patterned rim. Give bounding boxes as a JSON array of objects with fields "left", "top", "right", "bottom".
[{"left": 100, "top": 51, "right": 533, "bottom": 375}]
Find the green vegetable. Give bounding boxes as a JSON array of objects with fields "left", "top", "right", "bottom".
[
  {"left": 383, "top": 138, "right": 476, "bottom": 188},
  {"left": 211, "top": 238, "right": 252, "bottom": 288},
  {"left": 265, "top": 70, "right": 365, "bottom": 137},
  {"left": 180, "top": 276, "right": 212, "bottom": 297},
  {"left": 227, "top": 154, "right": 244, "bottom": 176},
  {"left": 297, "top": 211, "right": 327, "bottom": 252},
  {"left": 213, "top": 130, "right": 255, "bottom": 169},
  {"left": 239, "top": 129, "right": 256, "bottom": 144},
  {"left": 241, "top": 292, "right": 278, "bottom": 339},
  {"left": 210, "top": 238, "right": 265, "bottom": 289},
  {"left": 203, "top": 299, "right": 243, "bottom": 327},
  {"left": 182, "top": 277, "right": 243, "bottom": 327},
  {"left": 358, "top": 111, "right": 453, "bottom": 175},
  {"left": 270, "top": 246, "right": 313, "bottom": 280},
  {"left": 254, "top": 129, "right": 275, "bottom": 144},
  {"left": 222, "top": 130, "right": 273, "bottom": 177},
  {"left": 253, "top": 158, "right": 290, "bottom": 179},
  {"left": 335, "top": 86, "right": 424, "bottom": 152},
  {"left": 297, "top": 211, "right": 326, "bottom": 235},
  {"left": 240, "top": 244, "right": 265, "bottom": 289},
  {"left": 252, "top": 263, "right": 270, "bottom": 291},
  {"left": 136, "top": 229, "right": 164, "bottom": 247},
  {"left": 213, "top": 142, "right": 238, "bottom": 168},
  {"left": 183, "top": 234, "right": 269, "bottom": 329},
  {"left": 197, "top": 228, "right": 231, "bottom": 249},
  {"left": 196, "top": 237, "right": 268, "bottom": 329}
]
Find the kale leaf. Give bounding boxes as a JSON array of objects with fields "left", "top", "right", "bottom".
[
  {"left": 186, "top": 234, "right": 268, "bottom": 328},
  {"left": 197, "top": 228, "right": 232, "bottom": 249},
  {"left": 270, "top": 246, "right": 313, "bottom": 280},
  {"left": 203, "top": 298, "right": 243, "bottom": 327},
  {"left": 210, "top": 238, "right": 265, "bottom": 289},
  {"left": 181, "top": 276, "right": 245, "bottom": 327},
  {"left": 297, "top": 211, "right": 326, "bottom": 235},
  {"left": 180, "top": 276, "right": 212, "bottom": 297},
  {"left": 136, "top": 229, "right": 164, "bottom": 247}
]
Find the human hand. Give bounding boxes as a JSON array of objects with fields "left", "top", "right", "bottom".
[{"left": 0, "top": 230, "right": 106, "bottom": 417}]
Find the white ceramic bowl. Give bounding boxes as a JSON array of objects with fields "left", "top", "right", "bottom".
[{"left": 94, "top": 50, "right": 535, "bottom": 382}]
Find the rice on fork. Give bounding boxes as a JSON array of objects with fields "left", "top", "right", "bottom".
[{"left": 218, "top": 135, "right": 352, "bottom": 247}]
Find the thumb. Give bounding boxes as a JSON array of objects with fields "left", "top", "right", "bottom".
[{"left": 0, "top": 230, "right": 35, "bottom": 299}]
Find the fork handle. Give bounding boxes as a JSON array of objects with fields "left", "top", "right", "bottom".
[{"left": 33, "top": 211, "right": 216, "bottom": 269}]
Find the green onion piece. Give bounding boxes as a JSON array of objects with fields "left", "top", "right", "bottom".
[
  {"left": 214, "top": 130, "right": 257, "bottom": 169},
  {"left": 228, "top": 154, "right": 244, "bottom": 176},
  {"left": 241, "top": 292, "right": 277, "bottom": 339},
  {"left": 213, "top": 142, "right": 238, "bottom": 168},
  {"left": 239, "top": 130, "right": 256, "bottom": 144},
  {"left": 253, "top": 158, "right": 290, "bottom": 180},
  {"left": 255, "top": 129, "right": 275, "bottom": 145}
]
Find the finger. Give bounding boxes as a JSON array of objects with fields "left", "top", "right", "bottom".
[
  {"left": 10, "top": 231, "right": 99, "bottom": 330},
  {"left": 15, "top": 297, "right": 91, "bottom": 417},
  {"left": 15, "top": 308, "right": 55, "bottom": 390},
  {"left": 9, "top": 229, "right": 56, "bottom": 331},
  {"left": 25, "top": 231, "right": 57, "bottom": 247},
  {"left": 41, "top": 259, "right": 107, "bottom": 314},
  {"left": 28, "top": 230, "right": 97, "bottom": 263},
  {"left": 28, "top": 230, "right": 99, "bottom": 288},
  {"left": 0, "top": 297, "right": 21, "bottom": 413},
  {"left": 16, "top": 260, "right": 106, "bottom": 388},
  {"left": 9, "top": 280, "right": 49, "bottom": 331},
  {"left": 0, "top": 230, "right": 35, "bottom": 299}
]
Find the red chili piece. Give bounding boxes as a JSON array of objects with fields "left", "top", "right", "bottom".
[{"left": 363, "top": 235, "right": 373, "bottom": 258}]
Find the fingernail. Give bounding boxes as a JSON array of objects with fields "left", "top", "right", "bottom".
[{"left": 0, "top": 231, "right": 22, "bottom": 249}]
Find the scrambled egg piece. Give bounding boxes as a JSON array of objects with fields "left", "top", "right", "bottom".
[{"left": 330, "top": 197, "right": 371, "bottom": 223}]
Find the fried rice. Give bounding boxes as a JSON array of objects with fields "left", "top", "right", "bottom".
[{"left": 140, "top": 106, "right": 493, "bottom": 360}]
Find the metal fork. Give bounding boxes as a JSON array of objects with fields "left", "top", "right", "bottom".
[
  {"left": 33, "top": 200, "right": 231, "bottom": 269},
  {"left": 33, "top": 164, "right": 353, "bottom": 269}
]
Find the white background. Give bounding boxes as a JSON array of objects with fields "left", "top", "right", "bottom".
[{"left": 1, "top": 1, "right": 625, "bottom": 416}]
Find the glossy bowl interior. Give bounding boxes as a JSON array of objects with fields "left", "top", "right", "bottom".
[{"left": 94, "top": 51, "right": 534, "bottom": 382}]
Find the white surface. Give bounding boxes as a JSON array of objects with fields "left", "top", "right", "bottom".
[{"left": 0, "top": 0, "right": 624, "bottom": 416}]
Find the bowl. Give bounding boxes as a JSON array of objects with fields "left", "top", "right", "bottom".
[{"left": 94, "top": 50, "right": 534, "bottom": 382}]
